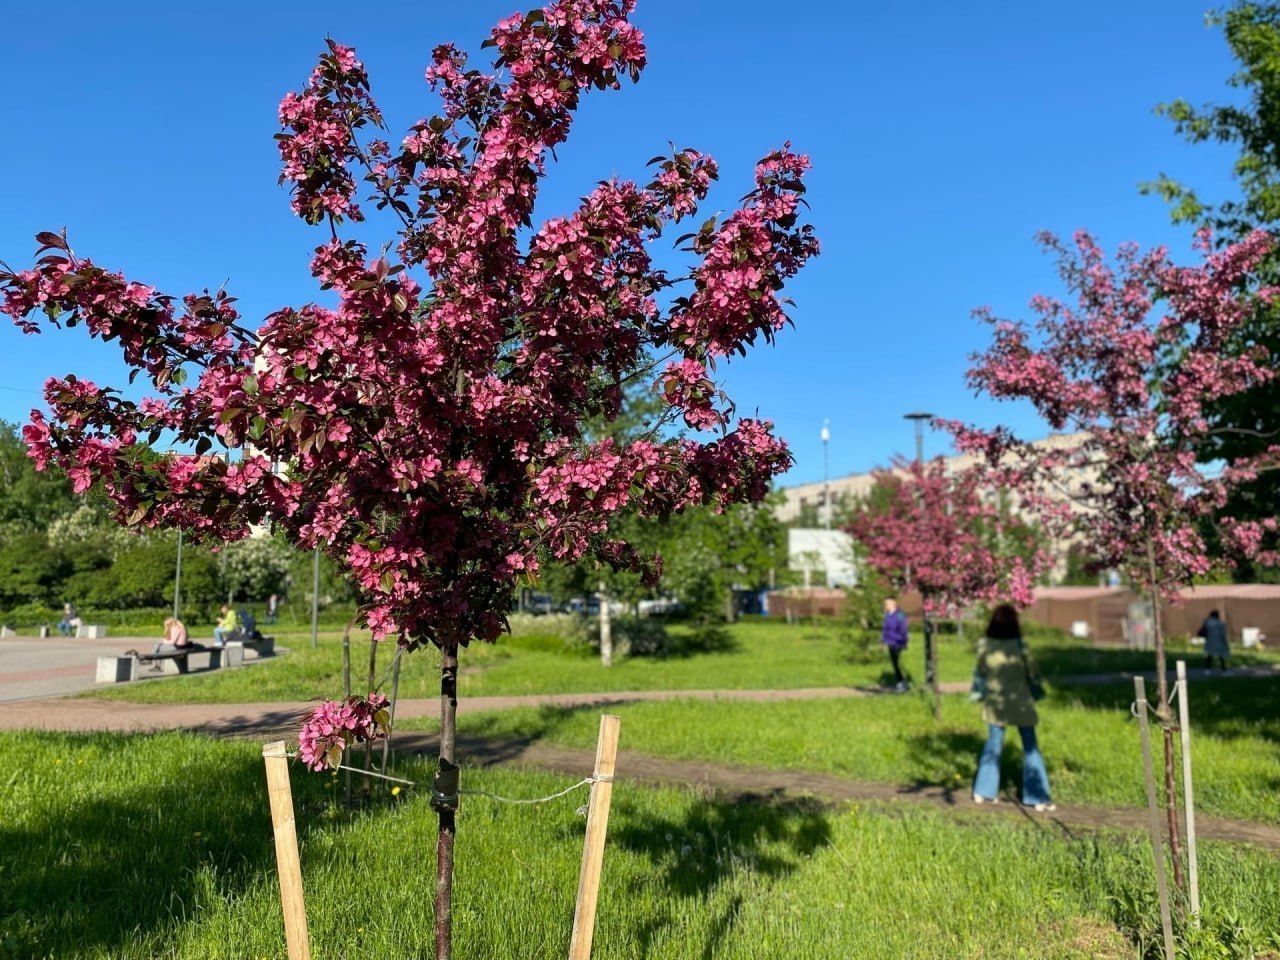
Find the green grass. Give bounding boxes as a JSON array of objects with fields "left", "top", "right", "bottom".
[
  {"left": 85, "top": 618, "right": 1279, "bottom": 705},
  {"left": 3, "top": 730, "right": 1278, "bottom": 959},
  {"left": 444, "top": 676, "right": 1280, "bottom": 825}
]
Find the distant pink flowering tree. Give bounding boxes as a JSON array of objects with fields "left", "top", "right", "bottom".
[
  {"left": 945, "top": 228, "right": 1279, "bottom": 889},
  {"left": 847, "top": 457, "right": 1053, "bottom": 717},
  {"left": 0, "top": 3, "right": 817, "bottom": 953}
]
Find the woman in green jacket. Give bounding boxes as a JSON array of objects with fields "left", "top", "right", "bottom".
[{"left": 970, "top": 604, "right": 1054, "bottom": 811}]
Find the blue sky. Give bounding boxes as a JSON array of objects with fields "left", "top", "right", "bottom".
[{"left": 0, "top": 1, "right": 1244, "bottom": 485}]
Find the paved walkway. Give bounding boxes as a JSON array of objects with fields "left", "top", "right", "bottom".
[
  {"left": 0, "top": 686, "right": 959, "bottom": 732},
  {"left": 4, "top": 662, "right": 1277, "bottom": 731},
  {"left": 0, "top": 634, "right": 276, "bottom": 702}
]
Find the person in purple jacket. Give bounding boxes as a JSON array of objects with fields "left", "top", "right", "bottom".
[{"left": 881, "top": 596, "right": 910, "bottom": 692}]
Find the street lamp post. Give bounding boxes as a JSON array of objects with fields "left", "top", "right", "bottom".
[
  {"left": 172, "top": 529, "right": 183, "bottom": 620},
  {"left": 820, "top": 419, "right": 831, "bottom": 530},
  {"left": 904, "top": 411, "right": 932, "bottom": 465},
  {"left": 903, "top": 411, "right": 937, "bottom": 713}
]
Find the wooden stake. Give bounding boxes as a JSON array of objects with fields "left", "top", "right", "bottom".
[
  {"left": 1134, "top": 678, "right": 1176, "bottom": 960},
  {"left": 569, "top": 714, "right": 621, "bottom": 960},
  {"left": 380, "top": 649, "right": 403, "bottom": 781},
  {"left": 1176, "top": 660, "right": 1201, "bottom": 921},
  {"left": 262, "top": 741, "right": 311, "bottom": 960},
  {"left": 342, "top": 620, "right": 353, "bottom": 809}
]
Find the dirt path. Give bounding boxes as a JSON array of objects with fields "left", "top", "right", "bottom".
[{"left": 393, "top": 732, "right": 1280, "bottom": 850}]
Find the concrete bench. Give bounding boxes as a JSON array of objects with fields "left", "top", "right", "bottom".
[
  {"left": 0, "top": 626, "right": 15, "bottom": 639},
  {"left": 76, "top": 624, "right": 108, "bottom": 639},
  {"left": 95, "top": 642, "right": 246, "bottom": 683}
]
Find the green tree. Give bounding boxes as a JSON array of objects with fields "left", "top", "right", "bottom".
[
  {"left": 0, "top": 533, "right": 70, "bottom": 608},
  {"left": 1144, "top": 1, "right": 1280, "bottom": 578},
  {"left": 221, "top": 535, "right": 294, "bottom": 603},
  {"left": 0, "top": 420, "right": 75, "bottom": 536}
]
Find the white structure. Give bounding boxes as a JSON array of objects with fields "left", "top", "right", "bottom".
[
  {"left": 776, "top": 431, "right": 1093, "bottom": 523},
  {"left": 787, "top": 528, "right": 856, "bottom": 588}
]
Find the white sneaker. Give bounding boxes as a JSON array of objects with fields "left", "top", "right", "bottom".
[
  {"left": 1032, "top": 802, "right": 1057, "bottom": 812},
  {"left": 972, "top": 794, "right": 998, "bottom": 805}
]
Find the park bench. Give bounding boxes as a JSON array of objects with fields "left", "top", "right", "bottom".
[
  {"left": 224, "top": 627, "right": 276, "bottom": 657},
  {"left": 75, "top": 623, "right": 108, "bottom": 639},
  {"left": 95, "top": 642, "right": 249, "bottom": 683}
]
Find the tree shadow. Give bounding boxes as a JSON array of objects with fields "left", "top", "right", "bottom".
[
  {"left": 660, "top": 622, "right": 740, "bottom": 659},
  {"left": 608, "top": 789, "right": 832, "bottom": 959},
  {"left": 1029, "top": 640, "right": 1276, "bottom": 681},
  {"left": 1046, "top": 674, "right": 1280, "bottom": 744},
  {"left": 0, "top": 732, "right": 335, "bottom": 958}
]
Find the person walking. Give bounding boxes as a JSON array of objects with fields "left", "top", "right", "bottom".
[
  {"left": 881, "top": 596, "right": 910, "bottom": 692},
  {"left": 970, "top": 604, "right": 1054, "bottom": 811},
  {"left": 1198, "top": 609, "right": 1230, "bottom": 671},
  {"left": 265, "top": 593, "right": 279, "bottom": 625}
]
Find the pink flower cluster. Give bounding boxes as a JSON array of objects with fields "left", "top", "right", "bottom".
[
  {"left": 847, "top": 458, "right": 1054, "bottom": 616},
  {"left": 0, "top": 3, "right": 815, "bottom": 666},
  {"left": 297, "top": 693, "right": 390, "bottom": 772},
  {"left": 277, "top": 40, "right": 382, "bottom": 224}
]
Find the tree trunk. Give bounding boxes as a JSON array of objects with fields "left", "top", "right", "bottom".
[
  {"left": 598, "top": 581, "right": 613, "bottom": 667},
  {"left": 724, "top": 586, "right": 737, "bottom": 624},
  {"left": 1148, "top": 576, "right": 1185, "bottom": 893},
  {"left": 434, "top": 647, "right": 459, "bottom": 960},
  {"left": 924, "top": 615, "right": 940, "bottom": 720}
]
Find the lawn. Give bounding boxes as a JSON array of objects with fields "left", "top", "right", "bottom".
[
  {"left": 446, "top": 675, "right": 1280, "bottom": 824},
  {"left": 85, "top": 618, "right": 1277, "bottom": 704},
  {"left": 3, "top": 729, "right": 1277, "bottom": 959}
]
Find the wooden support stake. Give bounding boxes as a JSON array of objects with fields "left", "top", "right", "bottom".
[
  {"left": 1176, "top": 660, "right": 1201, "bottom": 921},
  {"left": 1134, "top": 678, "right": 1176, "bottom": 960},
  {"left": 263, "top": 741, "right": 312, "bottom": 960},
  {"left": 568, "top": 714, "right": 620, "bottom": 960},
  {"left": 380, "top": 650, "right": 403, "bottom": 781}
]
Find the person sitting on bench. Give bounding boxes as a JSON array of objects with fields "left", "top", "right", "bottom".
[
  {"left": 213, "top": 605, "right": 239, "bottom": 647},
  {"left": 152, "top": 617, "right": 192, "bottom": 656}
]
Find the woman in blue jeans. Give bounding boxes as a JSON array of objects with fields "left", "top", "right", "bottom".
[{"left": 970, "top": 604, "right": 1054, "bottom": 811}]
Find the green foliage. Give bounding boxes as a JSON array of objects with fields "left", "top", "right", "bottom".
[
  {"left": 839, "top": 562, "right": 892, "bottom": 664},
  {"left": 220, "top": 534, "right": 293, "bottom": 602},
  {"left": 0, "top": 419, "right": 75, "bottom": 535},
  {"left": 0, "top": 532, "right": 71, "bottom": 607}
]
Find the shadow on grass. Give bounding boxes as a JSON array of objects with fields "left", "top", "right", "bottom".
[
  {"left": 0, "top": 733, "right": 335, "bottom": 958},
  {"left": 897, "top": 728, "right": 1063, "bottom": 804},
  {"left": 1029, "top": 641, "right": 1276, "bottom": 681},
  {"left": 610, "top": 790, "right": 832, "bottom": 960},
  {"left": 1046, "top": 674, "right": 1280, "bottom": 744},
  {"left": 658, "top": 623, "right": 740, "bottom": 659}
]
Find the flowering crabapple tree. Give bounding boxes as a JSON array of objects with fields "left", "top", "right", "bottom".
[
  {"left": 846, "top": 457, "right": 1053, "bottom": 718},
  {"left": 944, "top": 228, "right": 1279, "bottom": 890},
  {"left": 0, "top": 2, "right": 816, "bottom": 954}
]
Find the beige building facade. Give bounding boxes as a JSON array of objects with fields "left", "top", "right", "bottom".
[{"left": 776, "top": 432, "right": 1096, "bottom": 579}]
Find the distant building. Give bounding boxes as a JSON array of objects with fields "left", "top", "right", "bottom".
[
  {"left": 776, "top": 432, "right": 1097, "bottom": 580},
  {"left": 786, "top": 529, "right": 856, "bottom": 588}
]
